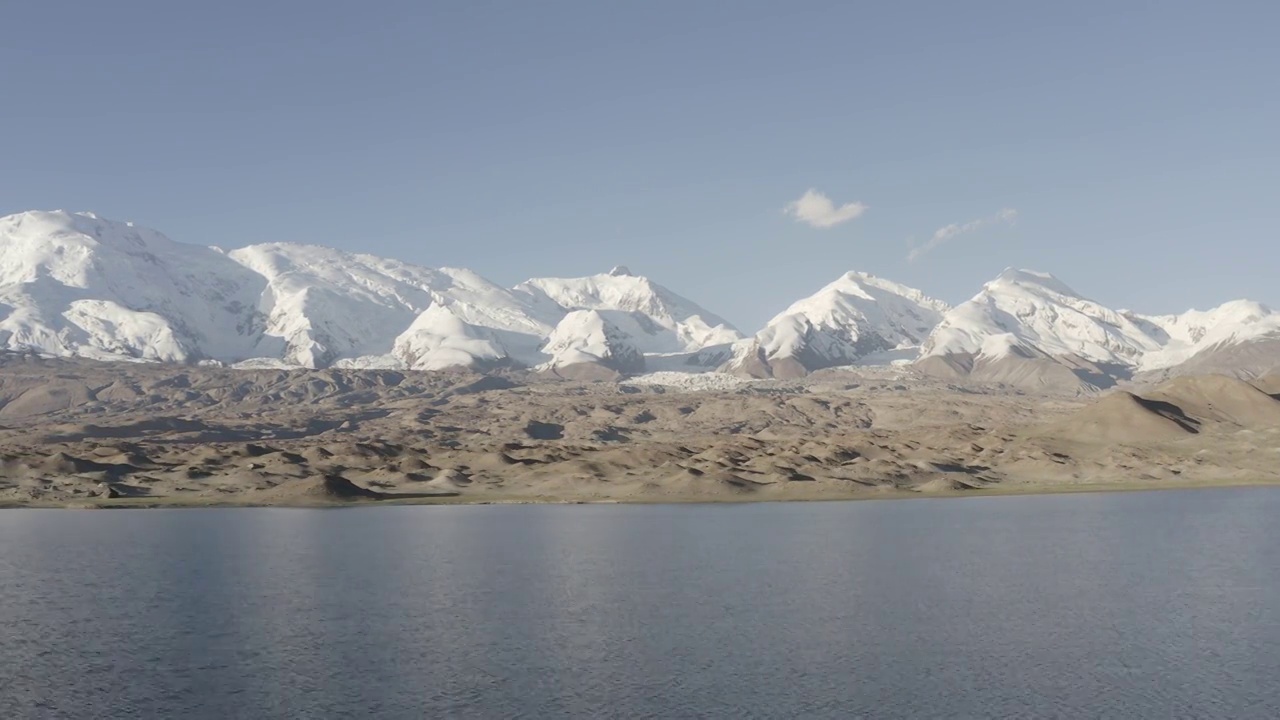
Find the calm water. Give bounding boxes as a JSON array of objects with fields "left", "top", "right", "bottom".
[{"left": 2, "top": 489, "right": 1280, "bottom": 719}]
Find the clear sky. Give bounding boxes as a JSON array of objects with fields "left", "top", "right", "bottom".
[{"left": 3, "top": 1, "right": 1277, "bottom": 331}]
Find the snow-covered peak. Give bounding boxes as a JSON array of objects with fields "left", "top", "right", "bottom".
[
  {"left": 225, "top": 244, "right": 563, "bottom": 367},
  {"left": 772, "top": 271, "right": 951, "bottom": 327},
  {"left": 228, "top": 243, "right": 447, "bottom": 367},
  {"left": 0, "top": 210, "right": 266, "bottom": 362},
  {"left": 1138, "top": 300, "right": 1274, "bottom": 343},
  {"left": 985, "top": 267, "right": 1081, "bottom": 298},
  {"left": 608, "top": 265, "right": 633, "bottom": 277},
  {"left": 922, "top": 267, "right": 1160, "bottom": 364},
  {"left": 0, "top": 211, "right": 560, "bottom": 369},
  {"left": 539, "top": 309, "right": 645, "bottom": 374},
  {"left": 0, "top": 210, "right": 746, "bottom": 372},
  {"left": 390, "top": 304, "right": 507, "bottom": 371},
  {"left": 1134, "top": 300, "right": 1280, "bottom": 370},
  {"left": 514, "top": 270, "right": 742, "bottom": 353},
  {"left": 1, "top": 210, "right": 189, "bottom": 287},
  {"left": 724, "top": 270, "right": 949, "bottom": 378}
]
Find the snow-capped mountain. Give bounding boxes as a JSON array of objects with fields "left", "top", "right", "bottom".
[
  {"left": 513, "top": 264, "right": 744, "bottom": 374},
  {"left": 0, "top": 211, "right": 738, "bottom": 374},
  {"left": 0, "top": 210, "right": 266, "bottom": 363},
  {"left": 539, "top": 310, "right": 646, "bottom": 379},
  {"left": 387, "top": 304, "right": 510, "bottom": 372},
  {"left": 4, "top": 210, "right": 1279, "bottom": 385},
  {"left": 724, "top": 272, "right": 950, "bottom": 379},
  {"left": 917, "top": 268, "right": 1280, "bottom": 390},
  {"left": 228, "top": 242, "right": 560, "bottom": 368},
  {"left": 921, "top": 269, "right": 1161, "bottom": 365},
  {"left": 1132, "top": 300, "right": 1280, "bottom": 372},
  {"left": 515, "top": 265, "right": 742, "bottom": 354}
]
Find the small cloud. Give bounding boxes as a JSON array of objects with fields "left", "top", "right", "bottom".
[
  {"left": 783, "top": 189, "right": 867, "bottom": 229},
  {"left": 907, "top": 208, "right": 1018, "bottom": 262}
]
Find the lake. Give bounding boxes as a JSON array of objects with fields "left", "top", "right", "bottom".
[{"left": 3, "top": 488, "right": 1280, "bottom": 718}]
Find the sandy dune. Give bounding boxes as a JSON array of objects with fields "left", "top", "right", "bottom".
[{"left": 1, "top": 354, "right": 1278, "bottom": 507}]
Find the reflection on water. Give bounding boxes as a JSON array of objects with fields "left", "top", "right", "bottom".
[{"left": 2, "top": 488, "right": 1280, "bottom": 718}]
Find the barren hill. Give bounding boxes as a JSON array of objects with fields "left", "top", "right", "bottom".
[{"left": 2, "top": 355, "right": 1278, "bottom": 507}]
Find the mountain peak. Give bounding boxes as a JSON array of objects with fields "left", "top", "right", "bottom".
[
  {"left": 726, "top": 272, "right": 949, "bottom": 378},
  {"left": 833, "top": 270, "right": 884, "bottom": 289},
  {"left": 514, "top": 270, "right": 741, "bottom": 353},
  {"left": 608, "top": 265, "right": 633, "bottom": 277},
  {"left": 1, "top": 210, "right": 156, "bottom": 249},
  {"left": 988, "top": 268, "right": 1080, "bottom": 298},
  {"left": 924, "top": 267, "right": 1158, "bottom": 365}
]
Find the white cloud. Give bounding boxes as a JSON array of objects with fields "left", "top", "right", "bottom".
[
  {"left": 783, "top": 189, "right": 867, "bottom": 229},
  {"left": 907, "top": 208, "right": 1018, "bottom": 262}
]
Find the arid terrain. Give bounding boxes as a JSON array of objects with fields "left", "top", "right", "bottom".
[{"left": 2, "top": 353, "right": 1279, "bottom": 507}]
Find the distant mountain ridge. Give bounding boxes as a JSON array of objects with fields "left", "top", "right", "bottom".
[
  {"left": 916, "top": 269, "right": 1280, "bottom": 391},
  {"left": 3, "top": 210, "right": 1279, "bottom": 386},
  {"left": 0, "top": 211, "right": 740, "bottom": 376}
]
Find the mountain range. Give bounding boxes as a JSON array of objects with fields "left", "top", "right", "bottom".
[{"left": 3, "top": 210, "right": 1279, "bottom": 390}]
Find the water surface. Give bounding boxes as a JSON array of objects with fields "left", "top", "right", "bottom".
[{"left": 3, "top": 488, "right": 1280, "bottom": 718}]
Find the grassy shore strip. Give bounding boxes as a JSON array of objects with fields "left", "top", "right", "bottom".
[{"left": 4, "top": 477, "right": 1280, "bottom": 509}]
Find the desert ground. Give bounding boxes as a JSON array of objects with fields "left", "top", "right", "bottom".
[{"left": 2, "top": 353, "right": 1279, "bottom": 508}]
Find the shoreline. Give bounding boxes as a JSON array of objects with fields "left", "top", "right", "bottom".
[{"left": 5, "top": 477, "right": 1279, "bottom": 510}]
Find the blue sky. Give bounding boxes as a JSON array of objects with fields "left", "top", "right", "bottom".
[{"left": 3, "top": 1, "right": 1277, "bottom": 331}]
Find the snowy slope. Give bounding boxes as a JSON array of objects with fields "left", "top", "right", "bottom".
[
  {"left": 388, "top": 304, "right": 509, "bottom": 371},
  {"left": 228, "top": 244, "right": 557, "bottom": 367},
  {"left": 920, "top": 269, "right": 1161, "bottom": 366},
  {"left": 538, "top": 309, "right": 646, "bottom": 375},
  {"left": 1131, "top": 301, "right": 1280, "bottom": 371},
  {"left": 0, "top": 212, "right": 735, "bottom": 373},
  {"left": 0, "top": 211, "right": 557, "bottom": 369},
  {"left": 725, "top": 271, "right": 950, "bottom": 378},
  {"left": 0, "top": 210, "right": 265, "bottom": 363},
  {"left": 227, "top": 243, "right": 439, "bottom": 367},
  {"left": 514, "top": 266, "right": 742, "bottom": 355},
  {"left": 918, "top": 268, "right": 1280, "bottom": 387}
]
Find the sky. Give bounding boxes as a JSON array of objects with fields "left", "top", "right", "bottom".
[{"left": 3, "top": 1, "right": 1278, "bottom": 332}]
